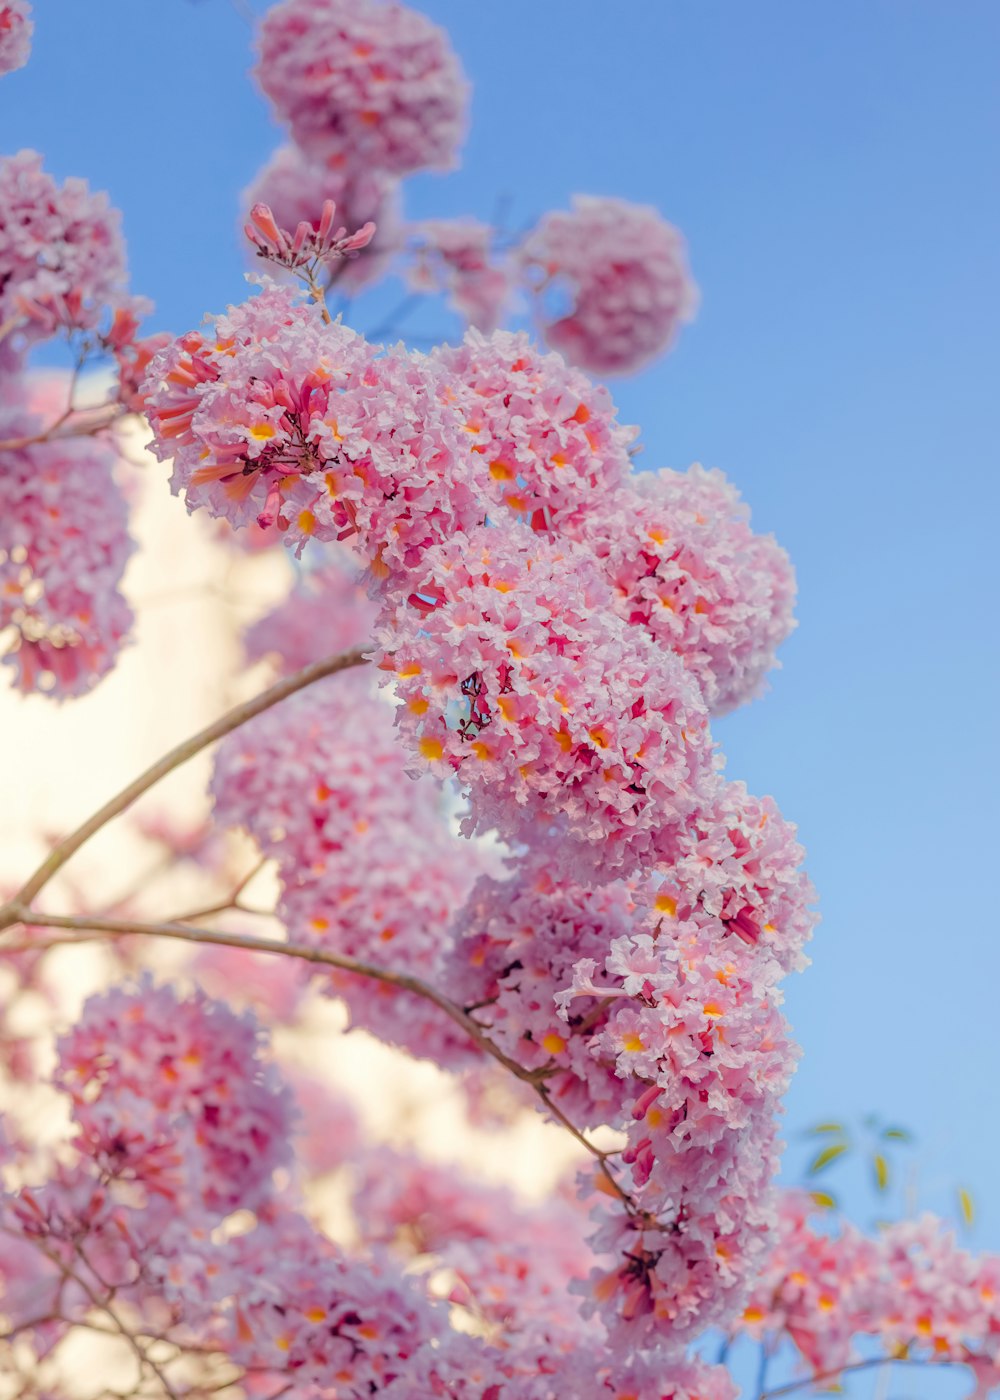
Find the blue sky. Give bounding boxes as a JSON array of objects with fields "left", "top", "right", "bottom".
[{"left": 4, "top": 0, "right": 999, "bottom": 1256}]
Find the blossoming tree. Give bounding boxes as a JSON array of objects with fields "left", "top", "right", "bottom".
[{"left": 1, "top": 2, "right": 996, "bottom": 1398}]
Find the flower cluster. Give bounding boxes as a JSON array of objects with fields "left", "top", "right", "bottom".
[
  {"left": 521, "top": 195, "right": 698, "bottom": 377},
  {"left": 55, "top": 979, "right": 294, "bottom": 1215},
  {"left": 581, "top": 466, "right": 797, "bottom": 714},
  {"left": 244, "top": 547, "right": 378, "bottom": 673},
  {"left": 737, "top": 1192, "right": 1000, "bottom": 1391},
  {"left": 143, "top": 287, "right": 494, "bottom": 567},
  {"left": 408, "top": 218, "right": 515, "bottom": 331},
  {"left": 377, "top": 526, "right": 716, "bottom": 881},
  {"left": 256, "top": 0, "right": 468, "bottom": 178},
  {"left": 0, "top": 149, "right": 128, "bottom": 339},
  {"left": 431, "top": 329, "right": 637, "bottom": 538},
  {"left": 0, "top": 399, "right": 135, "bottom": 698},
  {"left": 0, "top": 0, "right": 31, "bottom": 75},
  {"left": 212, "top": 675, "right": 495, "bottom": 1063}
]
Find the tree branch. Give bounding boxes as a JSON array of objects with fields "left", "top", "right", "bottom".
[
  {"left": 0, "top": 647, "right": 367, "bottom": 920},
  {"left": 1, "top": 906, "right": 634, "bottom": 1207}
]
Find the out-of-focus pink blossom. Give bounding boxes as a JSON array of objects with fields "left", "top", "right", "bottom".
[
  {"left": 0, "top": 0, "right": 32, "bottom": 75},
  {"left": 55, "top": 978, "right": 294, "bottom": 1217},
  {"left": 0, "top": 400, "right": 134, "bottom": 698},
  {"left": 244, "top": 549, "right": 378, "bottom": 673},
  {"left": 408, "top": 219, "right": 514, "bottom": 331},
  {"left": 521, "top": 195, "right": 697, "bottom": 376},
  {"left": 0, "top": 150, "right": 128, "bottom": 340},
  {"left": 256, "top": 0, "right": 468, "bottom": 177}
]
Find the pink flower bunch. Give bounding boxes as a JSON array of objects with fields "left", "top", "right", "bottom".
[
  {"left": 202, "top": 1211, "right": 444, "bottom": 1390},
  {"left": 256, "top": 0, "right": 468, "bottom": 178},
  {"left": 408, "top": 218, "right": 514, "bottom": 331},
  {"left": 581, "top": 465, "right": 797, "bottom": 714},
  {"left": 665, "top": 779, "right": 818, "bottom": 974},
  {"left": 278, "top": 823, "right": 492, "bottom": 1065},
  {"left": 0, "top": 0, "right": 31, "bottom": 75},
  {"left": 0, "top": 150, "right": 128, "bottom": 339},
  {"left": 143, "top": 283, "right": 375, "bottom": 540},
  {"left": 0, "top": 404, "right": 135, "bottom": 698},
  {"left": 244, "top": 549, "right": 378, "bottom": 673},
  {"left": 562, "top": 900, "right": 796, "bottom": 1347},
  {"left": 143, "top": 287, "right": 491, "bottom": 568},
  {"left": 738, "top": 1193, "right": 1000, "bottom": 1389},
  {"left": 243, "top": 142, "right": 403, "bottom": 293},
  {"left": 444, "top": 869, "right": 640, "bottom": 1129},
  {"left": 521, "top": 195, "right": 698, "bottom": 377},
  {"left": 211, "top": 676, "right": 442, "bottom": 875},
  {"left": 54, "top": 978, "right": 294, "bottom": 1215},
  {"left": 354, "top": 1148, "right": 596, "bottom": 1346},
  {"left": 378, "top": 1334, "right": 736, "bottom": 1399},
  {"left": 432, "top": 330, "right": 637, "bottom": 538},
  {"left": 376, "top": 526, "right": 716, "bottom": 881},
  {"left": 213, "top": 676, "right": 495, "bottom": 1063}
]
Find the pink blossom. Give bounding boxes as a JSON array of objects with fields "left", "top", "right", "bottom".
[
  {"left": 445, "top": 868, "right": 640, "bottom": 1129},
  {"left": 408, "top": 219, "right": 515, "bottom": 331},
  {"left": 581, "top": 465, "right": 797, "bottom": 713},
  {"left": 0, "top": 400, "right": 134, "bottom": 698},
  {"left": 0, "top": 150, "right": 128, "bottom": 339},
  {"left": 376, "top": 526, "right": 716, "bottom": 881},
  {"left": 431, "top": 330, "right": 637, "bottom": 539},
  {"left": 256, "top": 0, "right": 468, "bottom": 177},
  {"left": 243, "top": 141, "right": 402, "bottom": 294},
  {"left": 143, "top": 286, "right": 491, "bottom": 572},
  {"left": 520, "top": 195, "right": 697, "bottom": 376},
  {"left": 0, "top": 0, "right": 31, "bottom": 75},
  {"left": 211, "top": 675, "right": 444, "bottom": 877},
  {"left": 55, "top": 978, "right": 294, "bottom": 1216},
  {"left": 243, "top": 547, "right": 378, "bottom": 673}
]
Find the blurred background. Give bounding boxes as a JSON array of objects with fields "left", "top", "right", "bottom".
[{"left": 2, "top": 0, "right": 999, "bottom": 1260}]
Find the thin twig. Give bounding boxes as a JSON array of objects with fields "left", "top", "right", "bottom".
[
  {"left": 761, "top": 1354, "right": 964, "bottom": 1400},
  {"left": 0, "top": 647, "right": 367, "bottom": 919}
]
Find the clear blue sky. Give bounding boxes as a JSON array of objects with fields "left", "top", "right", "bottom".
[{"left": 4, "top": 1, "right": 999, "bottom": 1251}]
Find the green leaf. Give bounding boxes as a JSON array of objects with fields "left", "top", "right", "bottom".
[
  {"left": 806, "top": 1122, "right": 846, "bottom": 1136},
  {"left": 958, "top": 1187, "right": 975, "bottom": 1227},
  {"left": 881, "top": 1126, "right": 913, "bottom": 1143},
  {"left": 808, "top": 1142, "right": 848, "bottom": 1175},
  {"left": 810, "top": 1190, "right": 838, "bottom": 1210},
  {"left": 873, "top": 1153, "right": 889, "bottom": 1191}
]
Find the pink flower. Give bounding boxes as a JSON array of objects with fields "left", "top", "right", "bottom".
[
  {"left": 581, "top": 466, "right": 797, "bottom": 714},
  {"left": 663, "top": 779, "right": 819, "bottom": 974},
  {"left": 408, "top": 219, "right": 514, "bottom": 332},
  {"left": 55, "top": 978, "right": 294, "bottom": 1216},
  {"left": 143, "top": 286, "right": 490, "bottom": 572},
  {"left": 243, "top": 141, "right": 402, "bottom": 294},
  {"left": 376, "top": 526, "right": 716, "bottom": 882},
  {"left": 431, "top": 330, "right": 637, "bottom": 539},
  {"left": 520, "top": 195, "right": 697, "bottom": 376},
  {"left": 0, "top": 396, "right": 135, "bottom": 698},
  {"left": 256, "top": 0, "right": 468, "bottom": 177},
  {"left": 0, "top": 150, "right": 128, "bottom": 340},
  {"left": 243, "top": 546, "right": 378, "bottom": 673},
  {"left": 0, "top": 0, "right": 32, "bottom": 75}
]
